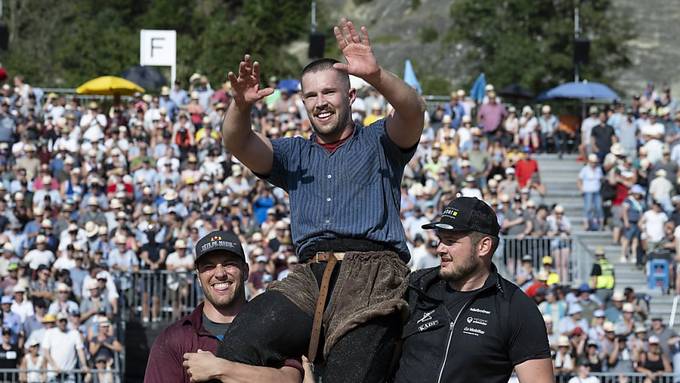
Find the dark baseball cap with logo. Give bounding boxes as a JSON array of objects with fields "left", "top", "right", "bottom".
[
  {"left": 195, "top": 230, "right": 246, "bottom": 265},
  {"left": 422, "top": 197, "right": 500, "bottom": 237}
]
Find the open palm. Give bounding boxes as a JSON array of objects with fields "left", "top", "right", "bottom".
[
  {"left": 333, "top": 18, "right": 379, "bottom": 80},
  {"left": 227, "top": 55, "right": 274, "bottom": 106}
]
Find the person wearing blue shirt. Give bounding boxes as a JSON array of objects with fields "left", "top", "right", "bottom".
[
  {"left": 213, "top": 17, "right": 425, "bottom": 382},
  {"left": 1, "top": 296, "right": 22, "bottom": 345},
  {"left": 443, "top": 91, "right": 466, "bottom": 130}
]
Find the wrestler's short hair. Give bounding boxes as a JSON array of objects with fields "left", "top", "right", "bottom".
[{"left": 301, "top": 58, "right": 350, "bottom": 91}]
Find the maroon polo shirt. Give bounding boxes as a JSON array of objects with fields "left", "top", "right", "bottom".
[
  {"left": 144, "top": 303, "right": 303, "bottom": 382},
  {"left": 144, "top": 302, "right": 219, "bottom": 383}
]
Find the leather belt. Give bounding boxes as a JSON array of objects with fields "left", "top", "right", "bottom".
[
  {"left": 309, "top": 251, "right": 345, "bottom": 263},
  {"left": 307, "top": 251, "right": 339, "bottom": 363}
]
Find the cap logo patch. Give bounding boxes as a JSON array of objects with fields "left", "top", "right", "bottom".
[
  {"left": 211, "top": 235, "right": 223, "bottom": 241},
  {"left": 201, "top": 240, "right": 235, "bottom": 252},
  {"left": 442, "top": 207, "right": 459, "bottom": 219}
]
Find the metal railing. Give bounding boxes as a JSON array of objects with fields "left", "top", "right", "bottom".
[
  {"left": 496, "top": 235, "right": 594, "bottom": 286},
  {"left": 114, "top": 270, "right": 203, "bottom": 323},
  {"left": 0, "top": 368, "right": 121, "bottom": 383},
  {"left": 671, "top": 295, "right": 680, "bottom": 328}
]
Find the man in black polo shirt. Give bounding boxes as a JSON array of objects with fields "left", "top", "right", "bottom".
[
  {"left": 392, "top": 197, "right": 553, "bottom": 383},
  {"left": 145, "top": 231, "right": 300, "bottom": 383}
]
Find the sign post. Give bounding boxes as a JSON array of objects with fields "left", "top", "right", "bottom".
[{"left": 140, "top": 29, "right": 177, "bottom": 85}]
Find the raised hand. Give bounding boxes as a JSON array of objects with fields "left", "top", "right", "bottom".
[
  {"left": 227, "top": 55, "right": 274, "bottom": 107},
  {"left": 333, "top": 18, "right": 380, "bottom": 81}
]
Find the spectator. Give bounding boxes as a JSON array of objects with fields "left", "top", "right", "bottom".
[
  {"left": 42, "top": 312, "right": 89, "bottom": 380},
  {"left": 79, "top": 279, "right": 113, "bottom": 326},
  {"left": 578, "top": 154, "right": 605, "bottom": 230},
  {"left": 477, "top": 90, "right": 506, "bottom": 139},
  {"left": 615, "top": 303, "right": 639, "bottom": 336},
  {"left": 559, "top": 304, "right": 589, "bottom": 336},
  {"left": 636, "top": 335, "right": 672, "bottom": 382},
  {"left": 19, "top": 338, "right": 47, "bottom": 383},
  {"left": 554, "top": 335, "right": 575, "bottom": 379},
  {"left": 605, "top": 291, "right": 626, "bottom": 323},
  {"left": 607, "top": 334, "right": 636, "bottom": 378},
  {"left": 86, "top": 318, "right": 122, "bottom": 368},
  {"left": 10, "top": 284, "right": 33, "bottom": 323},
  {"left": 165, "top": 239, "right": 194, "bottom": 321},
  {"left": 591, "top": 111, "right": 618, "bottom": 162},
  {"left": 649, "top": 317, "right": 677, "bottom": 358},
  {"left": 622, "top": 185, "right": 646, "bottom": 264},
  {"left": 639, "top": 199, "right": 668, "bottom": 261},
  {"left": 538, "top": 105, "right": 560, "bottom": 155},
  {"left": 47, "top": 282, "right": 78, "bottom": 316},
  {"left": 567, "top": 361, "right": 599, "bottom": 383},
  {"left": 518, "top": 106, "right": 539, "bottom": 150},
  {"left": 1, "top": 295, "right": 22, "bottom": 345},
  {"left": 547, "top": 205, "right": 571, "bottom": 281}
]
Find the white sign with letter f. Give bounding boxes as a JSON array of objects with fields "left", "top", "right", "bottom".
[{"left": 140, "top": 29, "right": 177, "bottom": 84}]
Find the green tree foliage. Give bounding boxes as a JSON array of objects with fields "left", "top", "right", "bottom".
[
  {"left": 447, "top": 0, "right": 633, "bottom": 93},
  {"left": 1, "top": 0, "right": 310, "bottom": 88}
]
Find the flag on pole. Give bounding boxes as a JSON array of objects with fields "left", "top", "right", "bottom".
[
  {"left": 470, "top": 73, "right": 487, "bottom": 103},
  {"left": 403, "top": 59, "right": 422, "bottom": 94}
]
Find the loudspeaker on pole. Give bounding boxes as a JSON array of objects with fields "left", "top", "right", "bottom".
[
  {"left": 574, "top": 38, "right": 590, "bottom": 65},
  {"left": 308, "top": 32, "right": 325, "bottom": 59}
]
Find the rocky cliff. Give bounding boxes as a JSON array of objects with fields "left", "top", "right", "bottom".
[{"left": 309, "top": 0, "right": 680, "bottom": 97}]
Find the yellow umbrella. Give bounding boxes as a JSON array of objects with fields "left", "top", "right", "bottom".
[{"left": 76, "top": 76, "right": 145, "bottom": 96}]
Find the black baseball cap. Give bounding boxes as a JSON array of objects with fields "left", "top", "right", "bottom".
[
  {"left": 422, "top": 197, "right": 500, "bottom": 237},
  {"left": 195, "top": 231, "right": 246, "bottom": 265}
]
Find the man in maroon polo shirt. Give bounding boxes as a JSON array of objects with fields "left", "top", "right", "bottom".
[{"left": 144, "top": 231, "right": 301, "bottom": 382}]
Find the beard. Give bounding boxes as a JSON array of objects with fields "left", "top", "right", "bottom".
[
  {"left": 438, "top": 250, "right": 483, "bottom": 283},
  {"left": 202, "top": 275, "right": 244, "bottom": 310},
  {"left": 310, "top": 103, "right": 352, "bottom": 141}
]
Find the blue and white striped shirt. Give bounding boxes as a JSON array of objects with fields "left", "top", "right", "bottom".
[{"left": 263, "top": 119, "right": 416, "bottom": 262}]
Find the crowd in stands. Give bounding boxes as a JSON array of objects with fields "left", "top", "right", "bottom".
[{"left": 1, "top": 67, "right": 678, "bottom": 381}]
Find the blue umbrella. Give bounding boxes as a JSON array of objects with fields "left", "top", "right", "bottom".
[
  {"left": 277, "top": 79, "right": 301, "bottom": 93},
  {"left": 538, "top": 81, "right": 619, "bottom": 102},
  {"left": 403, "top": 59, "right": 422, "bottom": 94},
  {"left": 470, "top": 73, "right": 486, "bottom": 103}
]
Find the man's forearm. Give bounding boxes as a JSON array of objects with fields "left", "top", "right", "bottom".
[
  {"left": 222, "top": 102, "right": 253, "bottom": 152},
  {"left": 213, "top": 359, "right": 300, "bottom": 383},
  {"left": 221, "top": 101, "right": 273, "bottom": 175},
  {"left": 366, "top": 67, "right": 425, "bottom": 122}
]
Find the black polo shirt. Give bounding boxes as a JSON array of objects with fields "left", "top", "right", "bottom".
[{"left": 393, "top": 265, "right": 550, "bottom": 383}]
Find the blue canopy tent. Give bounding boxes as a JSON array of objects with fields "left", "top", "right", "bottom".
[{"left": 538, "top": 81, "right": 619, "bottom": 102}]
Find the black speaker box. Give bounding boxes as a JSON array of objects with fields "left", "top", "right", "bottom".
[{"left": 309, "top": 32, "right": 325, "bottom": 59}]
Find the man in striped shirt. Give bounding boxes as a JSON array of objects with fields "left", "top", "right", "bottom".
[{"left": 215, "top": 17, "right": 425, "bottom": 383}]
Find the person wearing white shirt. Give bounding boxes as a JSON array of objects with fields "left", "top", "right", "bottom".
[
  {"left": 42, "top": 312, "right": 89, "bottom": 380},
  {"left": 567, "top": 364, "right": 600, "bottom": 383},
  {"left": 165, "top": 239, "right": 195, "bottom": 320},
  {"left": 649, "top": 169, "right": 674, "bottom": 212},
  {"left": 9, "top": 284, "right": 34, "bottom": 323},
  {"left": 23, "top": 235, "right": 55, "bottom": 270},
  {"left": 640, "top": 200, "right": 668, "bottom": 250},
  {"left": 577, "top": 154, "right": 605, "bottom": 230}
]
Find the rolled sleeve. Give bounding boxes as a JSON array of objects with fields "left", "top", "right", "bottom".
[{"left": 257, "top": 137, "right": 298, "bottom": 191}]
